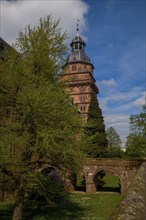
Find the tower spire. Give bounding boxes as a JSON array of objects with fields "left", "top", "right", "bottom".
[{"left": 76, "top": 19, "right": 80, "bottom": 36}]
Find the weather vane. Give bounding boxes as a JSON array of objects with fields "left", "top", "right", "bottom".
[{"left": 76, "top": 18, "right": 80, "bottom": 36}]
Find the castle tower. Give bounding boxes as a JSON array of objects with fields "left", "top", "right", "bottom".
[{"left": 62, "top": 29, "right": 99, "bottom": 121}]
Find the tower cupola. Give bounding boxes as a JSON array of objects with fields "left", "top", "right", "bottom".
[
  {"left": 66, "top": 35, "right": 91, "bottom": 64},
  {"left": 70, "top": 35, "right": 86, "bottom": 51},
  {"left": 65, "top": 20, "right": 92, "bottom": 65}
]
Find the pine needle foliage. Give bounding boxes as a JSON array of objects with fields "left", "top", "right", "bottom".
[
  {"left": 0, "top": 15, "right": 83, "bottom": 220},
  {"left": 83, "top": 94, "right": 107, "bottom": 157}
]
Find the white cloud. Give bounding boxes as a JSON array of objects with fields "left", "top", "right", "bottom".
[
  {"left": 1, "top": 0, "right": 89, "bottom": 45},
  {"left": 99, "top": 87, "right": 145, "bottom": 146},
  {"left": 133, "top": 92, "right": 146, "bottom": 107},
  {"left": 105, "top": 114, "right": 130, "bottom": 146},
  {"left": 98, "top": 99, "right": 108, "bottom": 111},
  {"left": 98, "top": 78, "right": 117, "bottom": 87},
  {"left": 99, "top": 86, "right": 144, "bottom": 106}
]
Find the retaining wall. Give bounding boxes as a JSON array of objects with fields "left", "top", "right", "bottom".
[{"left": 109, "top": 162, "right": 146, "bottom": 220}]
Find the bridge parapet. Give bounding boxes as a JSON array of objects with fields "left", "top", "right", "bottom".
[{"left": 85, "top": 159, "right": 143, "bottom": 169}]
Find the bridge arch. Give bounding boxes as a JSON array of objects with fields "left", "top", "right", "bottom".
[
  {"left": 92, "top": 168, "right": 122, "bottom": 184},
  {"left": 90, "top": 168, "right": 123, "bottom": 193},
  {"left": 38, "top": 164, "right": 65, "bottom": 185},
  {"left": 76, "top": 171, "right": 87, "bottom": 192},
  {"left": 36, "top": 159, "right": 143, "bottom": 194}
]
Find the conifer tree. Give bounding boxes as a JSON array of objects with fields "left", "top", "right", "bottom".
[
  {"left": 0, "top": 15, "right": 83, "bottom": 220},
  {"left": 83, "top": 94, "right": 107, "bottom": 157}
]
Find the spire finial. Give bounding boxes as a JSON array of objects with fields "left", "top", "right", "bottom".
[{"left": 76, "top": 19, "right": 80, "bottom": 36}]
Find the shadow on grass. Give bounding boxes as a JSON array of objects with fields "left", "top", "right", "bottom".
[
  {"left": 22, "top": 196, "right": 84, "bottom": 220},
  {"left": 75, "top": 185, "right": 86, "bottom": 192},
  {"left": 0, "top": 196, "right": 84, "bottom": 220},
  {"left": 98, "top": 186, "right": 120, "bottom": 193}
]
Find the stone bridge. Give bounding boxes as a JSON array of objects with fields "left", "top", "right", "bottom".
[{"left": 67, "top": 159, "right": 144, "bottom": 194}]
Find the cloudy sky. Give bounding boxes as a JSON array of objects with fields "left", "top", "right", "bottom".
[{"left": 1, "top": 0, "right": 145, "bottom": 146}]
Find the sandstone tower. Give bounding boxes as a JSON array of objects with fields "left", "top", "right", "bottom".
[{"left": 62, "top": 29, "right": 99, "bottom": 121}]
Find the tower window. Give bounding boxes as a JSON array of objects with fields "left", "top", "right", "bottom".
[
  {"left": 72, "top": 65, "right": 76, "bottom": 71},
  {"left": 80, "top": 86, "right": 84, "bottom": 92},
  {"left": 80, "top": 44, "right": 82, "bottom": 49},
  {"left": 80, "top": 106, "right": 86, "bottom": 111},
  {"left": 80, "top": 96, "right": 85, "bottom": 102}
]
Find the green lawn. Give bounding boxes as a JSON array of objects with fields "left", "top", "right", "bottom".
[
  {"left": 0, "top": 192, "right": 122, "bottom": 220},
  {"left": 101, "top": 174, "right": 121, "bottom": 192},
  {"left": 77, "top": 173, "right": 121, "bottom": 193}
]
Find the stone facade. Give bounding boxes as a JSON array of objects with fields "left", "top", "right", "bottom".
[{"left": 61, "top": 34, "right": 98, "bottom": 121}]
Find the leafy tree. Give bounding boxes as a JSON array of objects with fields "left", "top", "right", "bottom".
[
  {"left": 0, "top": 15, "right": 83, "bottom": 220},
  {"left": 125, "top": 105, "right": 146, "bottom": 158},
  {"left": 106, "top": 127, "right": 123, "bottom": 158},
  {"left": 83, "top": 94, "right": 107, "bottom": 157},
  {"left": 129, "top": 104, "right": 146, "bottom": 136},
  {"left": 106, "top": 127, "right": 121, "bottom": 147}
]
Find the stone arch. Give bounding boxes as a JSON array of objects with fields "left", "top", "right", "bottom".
[
  {"left": 74, "top": 171, "right": 87, "bottom": 192},
  {"left": 38, "top": 164, "right": 65, "bottom": 185},
  {"left": 92, "top": 168, "right": 122, "bottom": 193},
  {"left": 78, "top": 170, "right": 87, "bottom": 180}
]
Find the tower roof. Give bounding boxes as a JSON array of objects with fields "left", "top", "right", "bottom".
[
  {"left": 66, "top": 49, "right": 91, "bottom": 64},
  {"left": 71, "top": 36, "right": 85, "bottom": 45},
  {"left": 65, "top": 33, "right": 92, "bottom": 66}
]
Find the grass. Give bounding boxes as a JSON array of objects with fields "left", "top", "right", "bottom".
[
  {"left": 77, "top": 173, "right": 121, "bottom": 193},
  {"left": 100, "top": 174, "right": 120, "bottom": 192},
  {"left": 103, "top": 174, "right": 120, "bottom": 187},
  {"left": 0, "top": 192, "right": 122, "bottom": 220}
]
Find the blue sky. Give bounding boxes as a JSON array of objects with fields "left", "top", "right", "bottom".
[
  {"left": 1, "top": 0, "right": 145, "bottom": 146},
  {"left": 84, "top": 0, "right": 145, "bottom": 145}
]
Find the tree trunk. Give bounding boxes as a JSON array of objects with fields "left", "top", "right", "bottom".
[{"left": 12, "top": 188, "right": 25, "bottom": 220}]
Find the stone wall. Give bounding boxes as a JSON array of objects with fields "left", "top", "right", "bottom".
[
  {"left": 83, "top": 159, "right": 143, "bottom": 194},
  {"left": 109, "top": 162, "right": 146, "bottom": 220}
]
